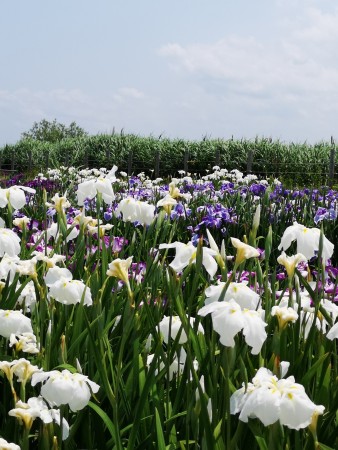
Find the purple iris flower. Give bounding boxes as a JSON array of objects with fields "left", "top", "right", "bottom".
[
  {"left": 326, "top": 264, "right": 338, "bottom": 279},
  {"left": 191, "top": 234, "right": 199, "bottom": 247},
  {"left": 314, "top": 207, "right": 337, "bottom": 225},
  {"left": 112, "top": 236, "right": 128, "bottom": 253},
  {"left": 129, "top": 177, "right": 141, "bottom": 187},
  {"left": 131, "top": 262, "right": 147, "bottom": 284},
  {"left": 83, "top": 198, "right": 94, "bottom": 210},
  {"left": 220, "top": 182, "right": 235, "bottom": 193},
  {"left": 29, "top": 219, "right": 40, "bottom": 231},
  {"left": 196, "top": 206, "right": 206, "bottom": 213},
  {"left": 67, "top": 207, "right": 81, "bottom": 221},
  {"left": 47, "top": 208, "right": 56, "bottom": 217},
  {"left": 276, "top": 272, "right": 286, "bottom": 281},
  {"left": 171, "top": 203, "right": 186, "bottom": 220},
  {"left": 249, "top": 183, "right": 267, "bottom": 195},
  {"left": 104, "top": 209, "right": 113, "bottom": 221}
]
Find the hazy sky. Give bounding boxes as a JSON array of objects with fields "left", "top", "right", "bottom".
[{"left": 1, "top": 0, "right": 338, "bottom": 145}]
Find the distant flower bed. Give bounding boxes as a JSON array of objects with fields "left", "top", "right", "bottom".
[{"left": 0, "top": 166, "right": 337, "bottom": 449}]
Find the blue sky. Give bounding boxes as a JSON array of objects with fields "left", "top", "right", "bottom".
[{"left": 1, "top": 0, "right": 338, "bottom": 145}]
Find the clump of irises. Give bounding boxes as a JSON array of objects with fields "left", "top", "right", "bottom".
[{"left": 0, "top": 166, "right": 337, "bottom": 449}]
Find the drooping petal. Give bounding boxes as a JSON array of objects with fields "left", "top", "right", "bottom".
[
  {"left": 239, "top": 386, "right": 281, "bottom": 426},
  {"left": 0, "top": 310, "right": 33, "bottom": 339},
  {"left": 158, "top": 315, "right": 203, "bottom": 344},
  {"left": 242, "top": 309, "right": 267, "bottom": 355},
  {"left": 326, "top": 322, "right": 338, "bottom": 340},
  {"left": 0, "top": 189, "right": 8, "bottom": 208},
  {"left": 76, "top": 179, "right": 97, "bottom": 206},
  {"left": 199, "top": 300, "right": 244, "bottom": 348},
  {"left": 204, "top": 283, "right": 226, "bottom": 305},
  {"left": 278, "top": 223, "right": 298, "bottom": 253},
  {"left": 8, "top": 186, "right": 27, "bottom": 209},
  {"left": 279, "top": 387, "right": 320, "bottom": 430},
  {"left": 202, "top": 249, "right": 218, "bottom": 278},
  {"left": 45, "top": 267, "right": 73, "bottom": 286},
  {"left": 0, "top": 228, "right": 21, "bottom": 257}
]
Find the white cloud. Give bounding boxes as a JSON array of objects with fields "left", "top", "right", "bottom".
[
  {"left": 117, "top": 87, "right": 145, "bottom": 99},
  {"left": 294, "top": 7, "right": 338, "bottom": 42},
  {"left": 0, "top": 87, "right": 156, "bottom": 145},
  {"left": 160, "top": 20, "right": 338, "bottom": 99},
  {"left": 158, "top": 3, "right": 338, "bottom": 141},
  {"left": 0, "top": 88, "right": 92, "bottom": 119},
  {"left": 112, "top": 87, "right": 146, "bottom": 104}
]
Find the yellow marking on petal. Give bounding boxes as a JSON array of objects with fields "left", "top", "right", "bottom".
[{"left": 189, "top": 251, "right": 197, "bottom": 264}]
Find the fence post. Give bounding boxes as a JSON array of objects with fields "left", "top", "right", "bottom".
[
  {"left": 329, "top": 136, "right": 335, "bottom": 187},
  {"left": 215, "top": 147, "right": 221, "bottom": 167},
  {"left": 45, "top": 152, "right": 49, "bottom": 170},
  {"left": 106, "top": 148, "right": 110, "bottom": 166},
  {"left": 184, "top": 149, "right": 189, "bottom": 172},
  {"left": 128, "top": 151, "right": 133, "bottom": 176},
  {"left": 84, "top": 150, "right": 88, "bottom": 168},
  {"left": 155, "top": 150, "right": 160, "bottom": 178},
  {"left": 28, "top": 150, "right": 32, "bottom": 172},
  {"left": 11, "top": 152, "right": 15, "bottom": 171},
  {"left": 247, "top": 150, "right": 253, "bottom": 174}
]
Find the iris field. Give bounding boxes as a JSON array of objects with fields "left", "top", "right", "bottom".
[{"left": 0, "top": 166, "right": 337, "bottom": 449}]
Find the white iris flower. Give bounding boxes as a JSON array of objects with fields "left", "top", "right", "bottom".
[
  {"left": 278, "top": 222, "right": 334, "bottom": 261},
  {"left": 159, "top": 241, "right": 218, "bottom": 278},
  {"left": 230, "top": 367, "right": 325, "bottom": 430},
  {"left": 198, "top": 300, "right": 267, "bottom": 354},
  {"left": 31, "top": 369, "right": 100, "bottom": 412}
]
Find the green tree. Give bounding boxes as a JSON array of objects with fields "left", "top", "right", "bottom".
[{"left": 21, "top": 119, "right": 88, "bottom": 143}]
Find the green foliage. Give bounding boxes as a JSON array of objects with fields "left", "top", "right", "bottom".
[
  {"left": 20, "top": 119, "right": 87, "bottom": 143},
  {"left": 0, "top": 133, "right": 336, "bottom": 185}
]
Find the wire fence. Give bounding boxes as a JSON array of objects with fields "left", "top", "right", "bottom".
[{"left": 0, "top": 139, "right": 337, "bottom": 185}]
